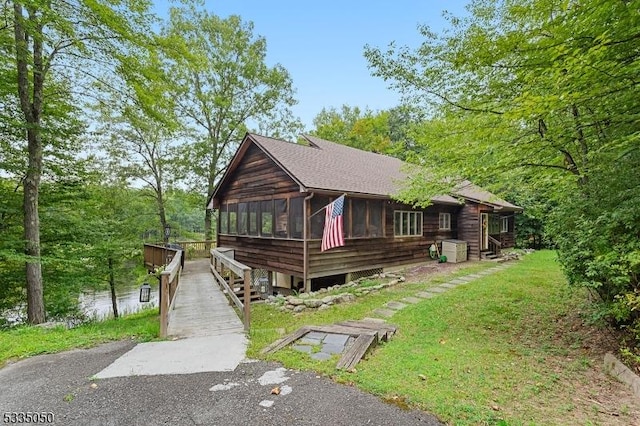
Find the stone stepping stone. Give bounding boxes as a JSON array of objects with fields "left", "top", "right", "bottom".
[
  {"left": 373, "top": 308, "right": 396, "bottom": 318},
  {"left": 439, "top": 283, "right": 458, "bottom": 289},
  {"left": 401, "top": 297, "right": 422, "bottom": 304},
  {"left": 477, "top": 271, "right": 492, "bottom": 276},
  {"left": 428, "top": 286, "right": 448, "bottom": 293},
  {"left": 415, "top": 291, "right": 436, "bottom": 299},
  {"left": 385, "top": 301, "right": 408, "bottom": 310},
  {"left": 300, "top": 336, "right": 323, "bottom": 345},
  {"left": 323, "top": 333, "right": 350, "bottom": 346},
  {"left": 321, "top": 343, "right": 346, "bottom": 355},
  {"left": 310, "top": 352, "right": 332, "bottom": 361},
  {"left": 467, "top": 274, "right": 483, "bottom": 279},
  {"left": 449, "top": 278, "right": 469, "bottom": 284},
  {"left": 292, "top": 345, "right": 313, "bottom": 353},
  {"left": 362, "top": 317, "right": 387, "bottom": 324}
]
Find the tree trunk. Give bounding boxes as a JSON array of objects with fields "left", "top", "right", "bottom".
[
  {"left": 15, "top": 4, "right": 45, "bottom": 324},
  {"left": 108, "top": 257, "right": 119, "bottom": 319},
  {"left": 24, "top": 129, "right": 45, "bottom": 323}
]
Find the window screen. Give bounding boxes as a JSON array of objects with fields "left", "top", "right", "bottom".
[
  {"left": 260, "top": 200, "right": 273, "bottom": 236},
  {"left": 274, "top": 198, "right": 288, "bottom": 238},
  {"left": 289, "top": 197, "right": 304, "bottom": 239},
  {"left": 248, "top": 202, "right": 258, "bottom": 235},
  {"left": 228, "top": 203, "right": 237, "bottom": 234},
  {"left": 238, "top": 202, "right": 248, "bottom": 235}
]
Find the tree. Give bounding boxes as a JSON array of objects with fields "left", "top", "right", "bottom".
[
  {"left": 311, "top": 104, "right": 425, "bottom": 157},
  {"left": 163, "top": 7, "right": 300, "bottom": 240},
  {"left": 365, "top": 0, "right": 640, "bottom": 351},
  {"left": 3, "top": 0, "right": 156, "bottom": 323}
]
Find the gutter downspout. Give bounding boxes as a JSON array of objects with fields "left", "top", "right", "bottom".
[{"left": 303, "top": 192, "right": 315, "bottom": 293}]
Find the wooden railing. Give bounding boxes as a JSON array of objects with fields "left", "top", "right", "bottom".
[
  {"left": 209, "top": 248, "right": 252, "bottom": 331},
  {"left": 177, "top": 240, "right": 215, "bottom": 259},
  {"left": 159, "top": 251, "right": 183, "bottom": 337},
  {"left": 143, "top": 243, "right": 184, "bottom": 271},
  {"left": 488, "top": 235, "right": 502, "bottom": 256},
  {"left": 143, "top": 243, "right": 184, "bottom": 337}
]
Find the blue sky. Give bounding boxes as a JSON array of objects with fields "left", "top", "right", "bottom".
[{"left": 154, "top": 1, "right": 470, "bottom": 130}]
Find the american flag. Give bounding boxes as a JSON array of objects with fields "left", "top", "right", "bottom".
[{"left": 321, "top": 195, "right": 345, "bottom": 252}]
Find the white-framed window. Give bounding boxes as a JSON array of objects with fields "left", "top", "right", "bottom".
[
  {"left": 439, "top": 212, "right": 451, "bottom": 231},
  {"left": 501, "top": 216, "right": 509, "bottom": 233},
  {"left": 394, "top": 211, "right": 423, "bottom": 237}
]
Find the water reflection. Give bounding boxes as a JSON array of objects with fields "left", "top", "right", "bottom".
[{"left": 79, "top": 282, "right": 159, "bottom": 319}]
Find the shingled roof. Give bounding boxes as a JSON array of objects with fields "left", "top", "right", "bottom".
[{"left": 211, "top": 133, "right": 521, "bottom": 211}]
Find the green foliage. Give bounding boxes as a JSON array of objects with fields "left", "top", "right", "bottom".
[
  {"left": 364, "top": 0, "right": 640, "bottom": 349},
  {"left": 310, "top": 104, "right": 425, "bottom": 158}
]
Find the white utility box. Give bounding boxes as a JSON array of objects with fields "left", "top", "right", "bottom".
[{"left": 441, "top": 239, "right": 468, "bottom": 263}]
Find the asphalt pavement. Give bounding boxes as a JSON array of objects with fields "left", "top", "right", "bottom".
[{"left": 0, "top": 340, "right": 443, "bottom": 426}]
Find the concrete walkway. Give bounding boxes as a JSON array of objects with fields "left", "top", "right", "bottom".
[{"left": 95, "top": 259, "right": 247, "bottom": 378}]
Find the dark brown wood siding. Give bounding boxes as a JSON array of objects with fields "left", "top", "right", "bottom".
[
  {"left": 457, "top": 202, "right": 480, "bottom": 260},
  {"left": 216, "top": 142, "right": 304, "bottom": 276},
  {"left": 307, "top": 201, "right": 460, "bottom": 278},
  {"left": 217, "top": 143, "right": 300, "bottom": 202},
  {"left": 218, "top": 235, "right": 304, "bottom": 276}
]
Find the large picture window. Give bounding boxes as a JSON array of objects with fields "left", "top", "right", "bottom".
[{"left": 394, "top": 211, "right": 423, "bottom": 237}]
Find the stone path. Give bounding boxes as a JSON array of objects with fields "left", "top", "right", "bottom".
[
  {"left": 368, "top": 262, "right": 514, "bottom": 319},
  {"left": 291, "top": 262, "right": 514, "bottom": 361}
]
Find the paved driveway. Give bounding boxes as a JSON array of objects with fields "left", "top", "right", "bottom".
[{"left": 0, "top": 341, "right": 442, "bottom": 426}]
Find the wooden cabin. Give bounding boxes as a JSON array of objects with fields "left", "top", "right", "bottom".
[{"left": 207, "top": 133, "right": 521, "bottom": 293}]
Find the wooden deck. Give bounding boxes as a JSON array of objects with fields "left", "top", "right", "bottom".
[{"left": 166, "top": 258, "right": 244, "bottom": 338}]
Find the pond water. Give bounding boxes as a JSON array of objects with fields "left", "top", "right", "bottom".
[{"left": 79, "top": 281, "right": 159, "bottom": 319}]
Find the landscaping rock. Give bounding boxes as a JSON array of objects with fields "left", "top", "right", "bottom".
[
  {"left": 293, "top": 305, "right": 306, "bottom": 313},
  {"left": 318, "top": 304, "right": 331, "bottom": 311},
  {"left": 322, "top": 295, "right": 337, "bottom": 304},
  {"left": 304, "top": 299, "right": 323, "bottom": 308},
  {"left": 288, "top": 297, "right": 305, "bottom": 306}
]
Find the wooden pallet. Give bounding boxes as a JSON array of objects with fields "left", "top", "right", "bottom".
[{"left": 261, "top": 319, "right": 397, "bottom": 370}]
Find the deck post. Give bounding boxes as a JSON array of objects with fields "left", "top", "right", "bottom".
[
  {"left": 243, "top": 270, "right": 251, "bottom": 331},
  {"left": 160, "top": 273, "right": 169, "bottom": 338}
]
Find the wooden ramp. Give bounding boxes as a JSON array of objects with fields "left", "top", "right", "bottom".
[
  {"left": 262, "top": 319, "right": 397, "bottom": 370},
  {"left": 167, "top": 258, "right": 244, "bottom": 338}
]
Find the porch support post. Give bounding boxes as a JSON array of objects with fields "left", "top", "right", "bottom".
[{"left": 303, "top": 192, "right": 314, "bottom": 293}]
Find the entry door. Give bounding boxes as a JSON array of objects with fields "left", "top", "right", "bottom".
[{"left": 480, "top": 213, "right": 489, "bottom": 250}]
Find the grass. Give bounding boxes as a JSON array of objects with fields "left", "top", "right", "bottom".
[
  {"left": 0, "top": 307, "right": 159, "bottom": 367},
  {"left": 249, "top": 251, "right": 633, "bottom": 425}
]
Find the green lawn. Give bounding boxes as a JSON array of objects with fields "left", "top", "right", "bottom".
[
  {"left": 249, "top": 251, "right": 637, "bottom": 425},
  {"left": 0, "top": 308, "right": 159, "bottom": 367}
]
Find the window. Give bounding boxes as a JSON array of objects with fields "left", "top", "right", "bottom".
[
  {"left": 260, "top": 200, "right": 273, "bottom": 236},
  {"left": 368, "top": 201, "right": 383, "bottom": 237},
  {"left": 238, "top": 202, "right": 248, "bottom": 235},
  {"left": 219, "top": 205, "right": 228, "bottom": 234},
  {"left": 248, "top": 202, "right": 258, "bottom": 235},
  {"left": 394, "top": 211, "right": 423, "bottom": 237},
  {"left": 352, "top": 199, "right": 366, "bottom": 237},
  {"left": 228, "top": 203, "right": 237, "bottom": 234},
  {"left": 310, "top": 196, "right": 329, "bottom": 239},
  {"left": 439, "top": 212, "right": 451, "bottom": 230},
  {"left": 289, "top": 197, "right": 304, "bottom": 239},
  {"left": 489, "top": 214, "right": 500, "bottom": 234},
  {"left": 274, "top": 198, "right": 288, "bottom": 238},
  {"left": 501, "top": 216, "right": 509, "bottom": 233}
]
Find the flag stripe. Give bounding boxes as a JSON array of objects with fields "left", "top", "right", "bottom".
[{"left": 321, "top": 195, "right": 345, "bottom": 252}]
